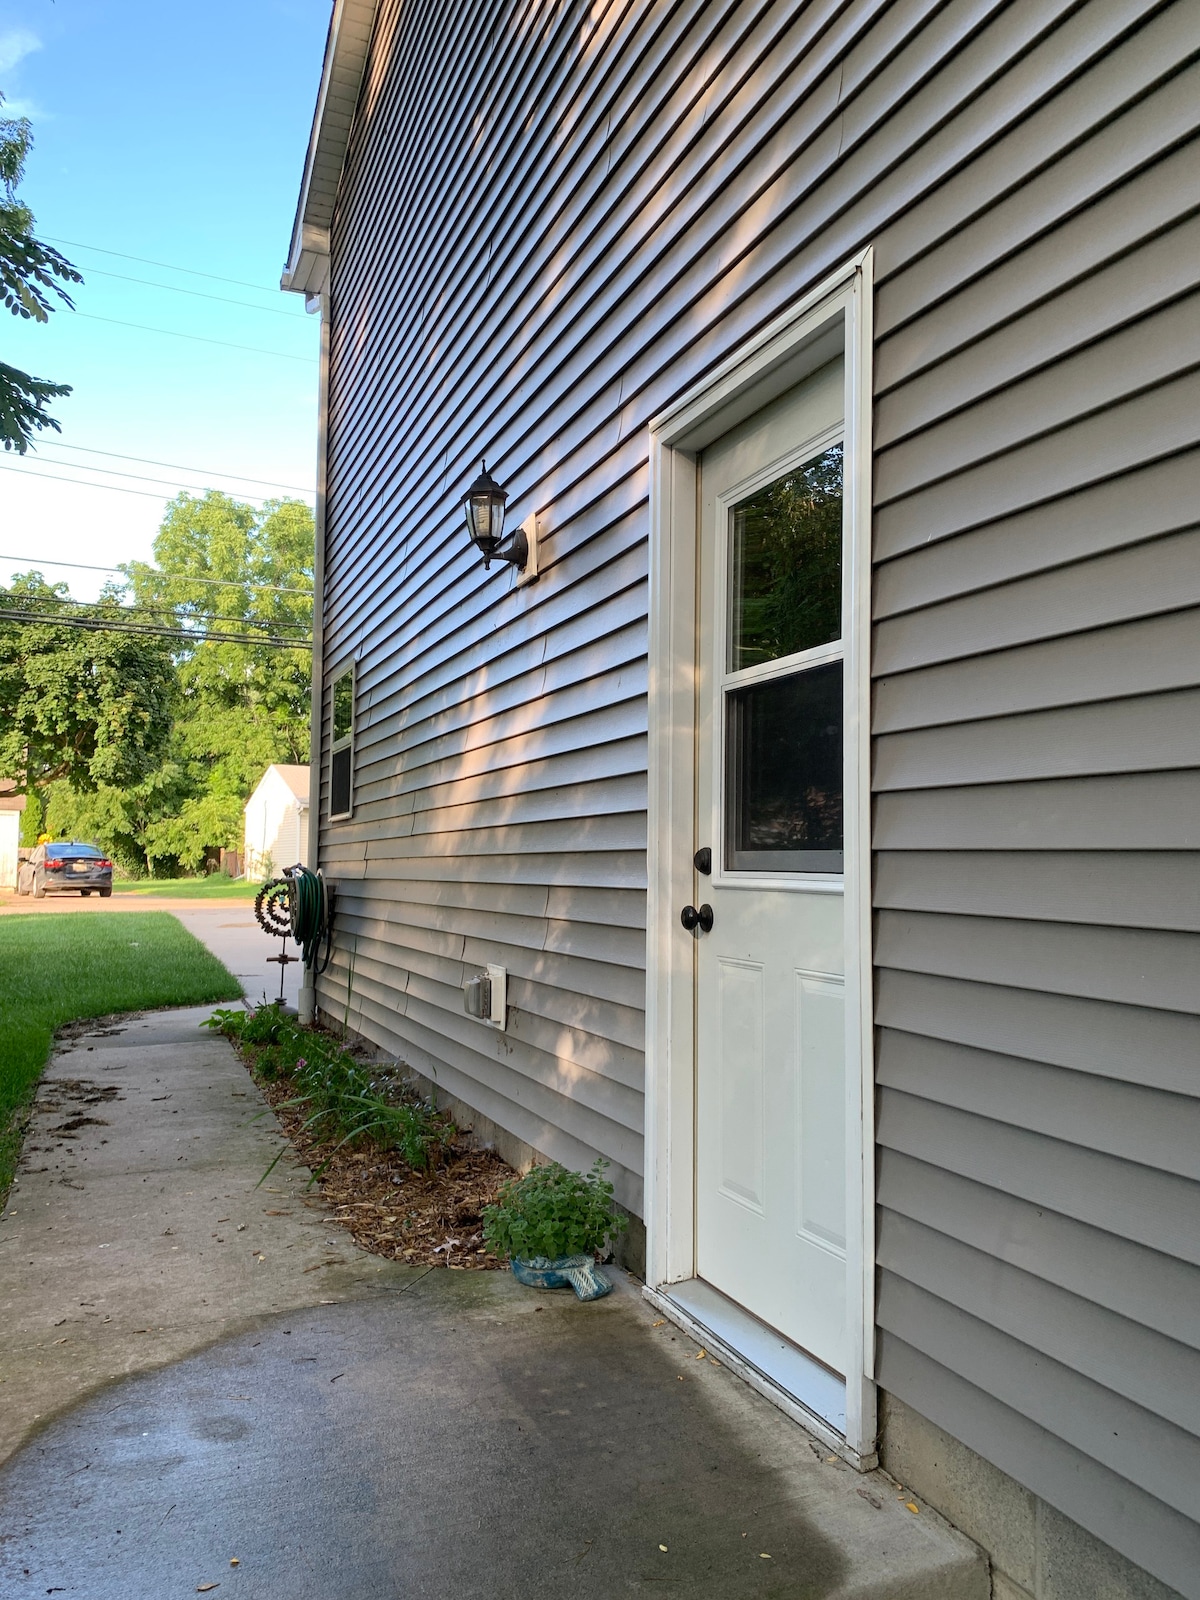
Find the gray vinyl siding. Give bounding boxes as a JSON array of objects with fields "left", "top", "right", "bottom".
[{"left": 317, "top": 0, "right": 1200, "bottom": 1590}]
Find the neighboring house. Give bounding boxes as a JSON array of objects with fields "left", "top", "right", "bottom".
[
  {"left": 283, "top": 5, "right": 1199, "bottom": 1597},
  {"left": 243, "top": 765, "right": 310, "bottom": 882},
  {"left": 0, "top": 783, "right": 25, "bottom": 890}
]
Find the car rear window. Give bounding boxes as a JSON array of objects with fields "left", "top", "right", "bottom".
[{"left": 50, "top": 845, "right": 104, "bottom": 859}]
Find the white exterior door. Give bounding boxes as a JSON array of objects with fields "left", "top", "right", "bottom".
[{"left": 693, "top": 360, "right": 848, "bottom": 1376}]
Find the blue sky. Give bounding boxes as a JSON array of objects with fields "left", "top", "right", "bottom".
[{"left": 1, "top": 0, "right": 329, "bottom": 598}]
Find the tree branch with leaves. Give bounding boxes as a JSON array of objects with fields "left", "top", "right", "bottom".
[
  {"left": 0, "top": 95, "right": 81, "bottom": 452},
  {"left": 0, "top": 574, "right": 177, "bottom": 794}
]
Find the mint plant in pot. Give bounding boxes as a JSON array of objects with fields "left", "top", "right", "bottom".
[{"left": 482, "top": 1159, "right": 627, "bottom": 1301}]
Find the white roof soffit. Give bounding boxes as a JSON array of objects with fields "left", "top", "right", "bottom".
[{"left": 281, "top": 0, "right": 380, "bottom": 298}]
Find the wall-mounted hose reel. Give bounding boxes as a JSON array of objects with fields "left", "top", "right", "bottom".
[
  {"left": 283, "top": 864, "right": 335, "bottom": 975},
  {"left": 252, "top": 866, "right": 336, "bottom": 1005}
]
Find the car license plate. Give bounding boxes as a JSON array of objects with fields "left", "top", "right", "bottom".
[{"left": 72, "top": 863, "right": 88, "bottom": 873}]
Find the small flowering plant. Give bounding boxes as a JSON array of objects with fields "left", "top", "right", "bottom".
[{"left": 482, "top": 1159, "right": 626, "bottom": 1263}]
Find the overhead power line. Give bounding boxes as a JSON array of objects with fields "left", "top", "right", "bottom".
[
  {"left": 12, "top": 452, "right": 311, "bottom": 501},
  {"left": 0, "top": 460, "right": 281, "bottom": 502},
  {"left": 73, "top": 311, "right": 316, "bottom": 363},
  {"left": 41, "top": 442, "right": 312, "bottom": 494},
  {"left": 0, "top": 552, "right": 313, "bottom": 596},
  {"left": 81, "top": 264, "right": 308, "bottom": 318},
  {"left": 0, "top": 460, "right": 195, "bottom": 503},
  {"left": 13, "top": 591, "right": 310, "bottom": 632},
  {"left": 0, "top": 607, "right": 312, "bottom": 650},
  {"left": 44, "top": 236, "right": 285, "bottom": 296},
  {"left": 13, "top": 455, "right": 277, "bottom": 497}
]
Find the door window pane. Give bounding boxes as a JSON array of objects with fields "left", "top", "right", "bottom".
[
  {"left": 725, "top": 662, "right": 843, "bottom": 872},
  {"left": 728, "top": 446, "right": 843, "bottom": 671}
]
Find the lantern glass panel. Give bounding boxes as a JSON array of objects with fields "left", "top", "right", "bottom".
[{"left": 475, "top": 494, "right": 501, "bottom": 545}]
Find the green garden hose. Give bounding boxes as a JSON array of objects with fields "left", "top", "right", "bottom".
[{"left": 283, "top": 864, "right": 334, "bottom": 974}]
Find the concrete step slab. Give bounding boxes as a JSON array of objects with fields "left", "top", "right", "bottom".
[{"left": 0, "top": 1007, "right": 986, "bottom": 1597}]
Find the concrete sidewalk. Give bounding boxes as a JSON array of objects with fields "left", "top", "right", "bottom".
[
  {"left": 0, "top": 1009, "right": 987, "bottom": 1598},
  {"left": 0, "top": 1006, "right": 408, "bottom": 1469}
]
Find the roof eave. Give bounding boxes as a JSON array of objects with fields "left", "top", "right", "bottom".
[{"left": 281, "top": 0, "right": 379, "bottom": 296}]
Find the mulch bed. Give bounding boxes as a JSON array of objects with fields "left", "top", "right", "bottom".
[{"left": 252, "top": 1068, "right": 516, "bottom": 1270}]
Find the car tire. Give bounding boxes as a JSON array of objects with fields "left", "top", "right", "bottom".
[
  {"left": 14, "top": 875, "right": 25, "bottom": 896},
  {"left": 80, "top": 889, "right": 92, "bottom": 896},
  {"left": 33, "top": 873, "right": 46, "bottom": 899},
  {"left": 99, "top": 887, "right": 112, "bottom": 898}
]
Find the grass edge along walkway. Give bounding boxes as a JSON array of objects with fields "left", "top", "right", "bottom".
[
  {"left": 0, "top": 911, "right": 243, "bottom": 1201},
  {"left": 114, "top": 877, "right": 260, "bottom": 900}
]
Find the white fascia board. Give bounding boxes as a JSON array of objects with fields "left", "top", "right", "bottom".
[{"left": 281, "top": 0, "right": 379, "bottom": 294}]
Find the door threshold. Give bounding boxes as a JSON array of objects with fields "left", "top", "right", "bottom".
[{"left": 643, "top": 1278, "right": 876, "bottom": 1472}]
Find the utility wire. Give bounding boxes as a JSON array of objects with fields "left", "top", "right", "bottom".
[
  {"left": 73, "top": 311, "right": 316, "bottom": 363},
  {"left": 0, "top": 460, "right": 276, "bottom": 504},
  {"left": 0, "top": 460, "right": 194, "bottom": 502},
  {"left": 44, "top": 236, "right": 284, "bottom": 295},
  {"left": 0, "top": 608, "right": 311, "bottom": 649},
  {"left": 0, "top": 552, "right": 313, "bottom": 596},
  {"left": 80, "top": 264, "right": 308, "bottom": 318},
  {"left": 12, "top": 456, "right": 262, "bottom": 496},
  {"left": 9, "top": 453, "right": 296, "bottom": 498},
  {"left": 40, "top": 444, "right": 311, "bottom": 495},
  {"left": 12, "top": 592, "right": 311, "bottom": 632}
]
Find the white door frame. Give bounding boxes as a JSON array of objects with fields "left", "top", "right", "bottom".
[{"left": 643, "top": 251, "right": 876, "bottom": 1465}]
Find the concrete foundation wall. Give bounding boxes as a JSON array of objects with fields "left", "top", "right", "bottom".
[{"left": 880, "top": 1393, "right": 1185, "bottom": 1600}]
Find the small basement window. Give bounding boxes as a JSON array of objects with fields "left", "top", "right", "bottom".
[{"left": 329, "top": 665, "right": 354, "bottom": 820}]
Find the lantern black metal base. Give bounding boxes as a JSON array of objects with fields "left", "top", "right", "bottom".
[{"left": 480, "top": 526, "right": 529, "bottom": 571}]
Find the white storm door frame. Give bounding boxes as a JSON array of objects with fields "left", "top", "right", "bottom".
[{"left": 644, "top": 251, "right": 876, "bottom": 1462}]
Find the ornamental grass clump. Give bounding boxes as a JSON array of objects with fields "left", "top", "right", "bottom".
[
  {"left": 482, "top": 1158, "right": 627, "bottom": 1263},
  {"left": 205, "top": 1003, "right": 452, "bottom": 1177}
]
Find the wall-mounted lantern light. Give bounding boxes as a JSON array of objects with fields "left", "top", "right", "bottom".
[{"left": 462, "top": 460, "right": 537, "bottom": 578}]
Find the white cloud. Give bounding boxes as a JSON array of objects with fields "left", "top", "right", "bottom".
[{"left": 0, "top": 26, "right": 41, "bottom": 76}]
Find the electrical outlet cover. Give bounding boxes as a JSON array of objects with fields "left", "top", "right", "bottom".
[{"left": 486, "top": 963, "right": 507, "bottom": 1029}]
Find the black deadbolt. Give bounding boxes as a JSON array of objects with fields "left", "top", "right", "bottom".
[
  {"left": 680, "top": 903, "right": 714, "bottom": 934},
  {"left": 693, "top": 846, "right": 712, "bottom": 875}
]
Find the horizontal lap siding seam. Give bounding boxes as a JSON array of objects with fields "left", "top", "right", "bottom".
[
  {"left": 317, "top": 1, "right": 1200, "bottom": 1587},
  {"left": 327, "top": 0, "right": 1085, "bottom": 602}
]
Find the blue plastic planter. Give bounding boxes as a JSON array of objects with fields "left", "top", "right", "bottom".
[{"left": 511, "top": 1254, "right": 612, "bottom": 1301}]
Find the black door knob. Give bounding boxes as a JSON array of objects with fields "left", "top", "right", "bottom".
[
  {"left": 693, "top": 846, "right": 712, "bottom": 874},
  {"left": 680, "top": 903, "right": 714, "bottom": 934}
]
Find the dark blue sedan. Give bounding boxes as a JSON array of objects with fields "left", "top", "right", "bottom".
[{"left": 17, "top": 842, "right": 114, "bottom": 899}]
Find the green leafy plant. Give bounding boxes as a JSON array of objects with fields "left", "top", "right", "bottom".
[
  {"left": 1, "top": 100, "right": 81, "bottom": 453},
  {"left": 482, "top": 1159, "right": 627, "bottom": 1262},
  {"left": 205, "top": 1003, "right": 453, "bottom": 1179}
]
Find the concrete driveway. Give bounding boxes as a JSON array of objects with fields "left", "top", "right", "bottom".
[
  {"left": 0, "top": 888, "right": 302, "bottom": 1007},
  {"left": 0, "top": 1011, "right": 987, "bottom": 1598}
]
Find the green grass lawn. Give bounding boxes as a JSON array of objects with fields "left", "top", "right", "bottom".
[
  {"left": 0, "top": 912, "right": 243, "bottom": 1199},
  {"left": 115, "top": 877, "right": 260, "bottom": 899}
]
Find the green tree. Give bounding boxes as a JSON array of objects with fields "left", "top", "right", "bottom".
[
  {"left": 126, "top": 491, "right": 314, "bottom": 870},
  {"left": 5, "top": 496, "right": 314, "bottom": 876},
  {"left": 0, "top": 574, "right": 176, "bottom": 796},
  {"left": 0, "top": 99, "right": 81, "bottom": 452},
  {"left": 731, "top": 446, "right": 843, "bottom": 668},
  {"left": 42, "top": 761, "right": 190, "bottom": 873}
]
